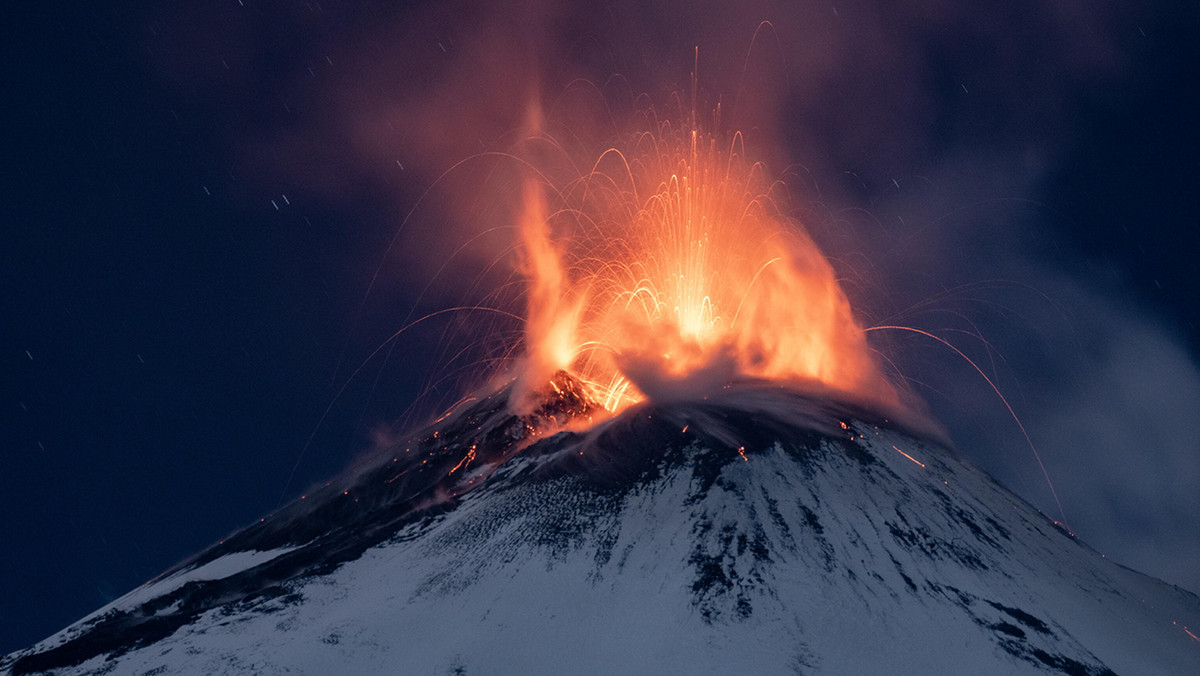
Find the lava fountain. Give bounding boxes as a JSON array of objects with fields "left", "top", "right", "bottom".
[{"left": 510, "top": 112, "right": 899, "bottom": 417}]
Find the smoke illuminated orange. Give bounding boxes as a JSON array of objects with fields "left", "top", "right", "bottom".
[{"left": 512, "top": 117, "right": 897, "bottom": 415}]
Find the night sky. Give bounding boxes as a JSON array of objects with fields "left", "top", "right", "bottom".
[{"left": 4, "top": 0, "right": 1199, "bottom": 655}]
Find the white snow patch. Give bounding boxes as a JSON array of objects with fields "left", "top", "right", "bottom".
[
  {"left": 119, "top": 547, "right": 302, "bottom": 610},
  {"left": 26, "top": 547, "right": 300, "bottom": 653}
]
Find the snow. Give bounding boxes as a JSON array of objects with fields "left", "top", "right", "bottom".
[
  {"left": 115, "top": 548, "right": 302, "bottom": 611},
  {"left": 20, "top": 547, "right": 299, "bottom": 656},
  {"left": 5, "top": 392, "right": 1198, "bottom": 675}
]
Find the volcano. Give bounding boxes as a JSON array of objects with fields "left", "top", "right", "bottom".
[{"left": 4, "top": 373, "right": 1198, "bottom": 675}]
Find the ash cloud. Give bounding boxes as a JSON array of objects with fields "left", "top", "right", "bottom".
[{"left": 147, "top": 0, "right": 1200, "bottom": 593}]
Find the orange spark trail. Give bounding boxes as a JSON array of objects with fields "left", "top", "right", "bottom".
[
  {"left": 891, "top": 445, "right": 926, "bottom": 468},
  {"left": 449, "top": 444, "right": 477, "bottom": 476},
  {"left": 865, "top": 325, "right": 1069, "bottom": 528},
  {"left": 280, "top": 306, "right": 524, "bottom": 501}
]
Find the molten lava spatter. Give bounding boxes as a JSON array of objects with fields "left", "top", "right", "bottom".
[{"left": 514, "top": 120, "right": 896, "bottom": 414}]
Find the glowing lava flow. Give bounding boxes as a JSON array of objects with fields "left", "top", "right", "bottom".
[{"left": 512, "top": 119, "right": 896, "bottom": 415}]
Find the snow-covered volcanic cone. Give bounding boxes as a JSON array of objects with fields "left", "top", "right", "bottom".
[{"left": 5, "top": 374, "right": 1198, "bottom": 675}]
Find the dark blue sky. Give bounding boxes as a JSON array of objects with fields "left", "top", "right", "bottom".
[{"left": 3, "top": 0, "right": 1199, "bottom": 655}]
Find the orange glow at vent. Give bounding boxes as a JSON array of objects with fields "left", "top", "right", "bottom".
[{"left": 511, "top": 118, "right": 897, "bottom": 415}]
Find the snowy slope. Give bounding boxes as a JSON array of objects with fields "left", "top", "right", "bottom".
[{"left": 5, "top": 377, "right": 1198, "bottom": 675}]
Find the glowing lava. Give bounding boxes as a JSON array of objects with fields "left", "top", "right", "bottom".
[{"left": 512, "top": 116, "right": 897, "bottom": 415}]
